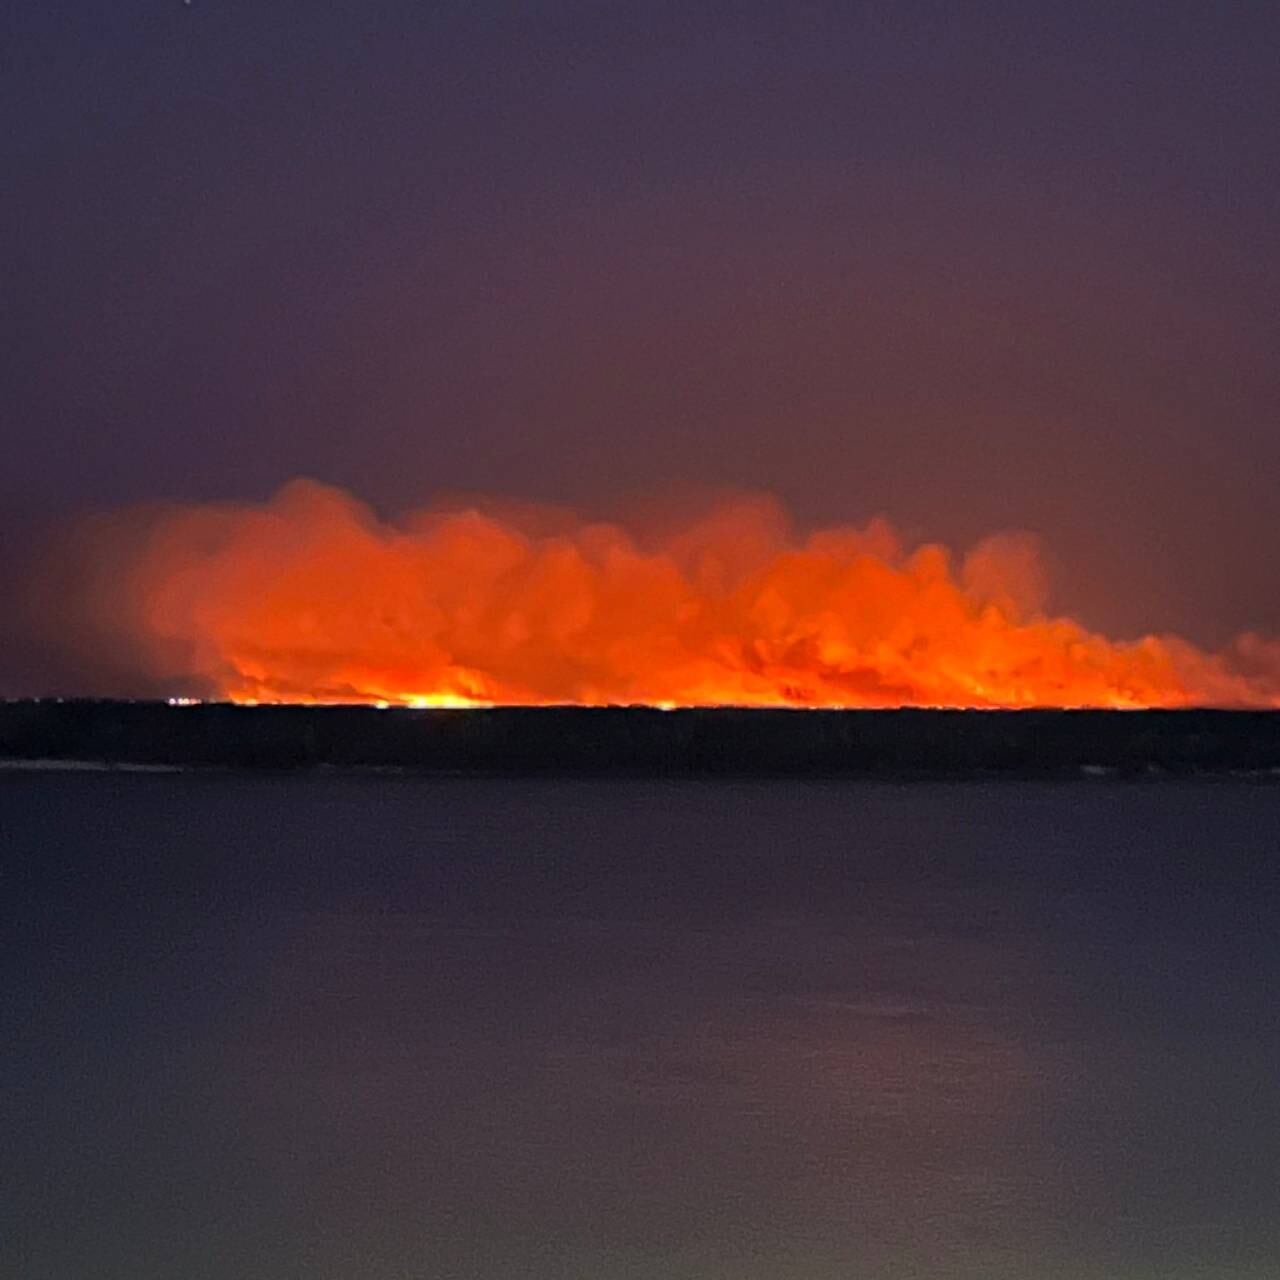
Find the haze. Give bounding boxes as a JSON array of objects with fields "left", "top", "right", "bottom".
[{"left": 4, "top": 2, "right": 1279, "bottom": 692}]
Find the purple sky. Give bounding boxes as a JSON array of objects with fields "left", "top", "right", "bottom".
[{"left": 4, "top": 1, "right": 1279, "bottom": 691}]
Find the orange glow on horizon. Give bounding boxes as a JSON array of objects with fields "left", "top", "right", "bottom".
[{"left": 61, "top": 480, "right": 1280, "bottom": 710}]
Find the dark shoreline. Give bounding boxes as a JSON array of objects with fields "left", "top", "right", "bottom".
[{"left": 3, "top": 701, "right": 1280, "bottom": 778}]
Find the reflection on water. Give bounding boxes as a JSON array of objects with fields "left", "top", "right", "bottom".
[{"left": 4, "top": 775, "right": 1280, "bottom": 1278}]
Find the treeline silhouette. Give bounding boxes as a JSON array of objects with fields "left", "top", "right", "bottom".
[{"left": 3, "top": 702, "right": 1280, "bottom": 777}]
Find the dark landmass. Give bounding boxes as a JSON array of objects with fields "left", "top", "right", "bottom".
[{"left": 2, "top": 700, "right": 1280, "bottom": 778}]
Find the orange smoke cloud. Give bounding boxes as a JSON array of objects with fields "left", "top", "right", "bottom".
[{"left": 48, "top": 479, "right": 1280, "bottom": 709}]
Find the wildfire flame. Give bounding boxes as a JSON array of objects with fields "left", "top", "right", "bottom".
[{"left": 53, "top": 479, "right": 1280, "bottom": 709}]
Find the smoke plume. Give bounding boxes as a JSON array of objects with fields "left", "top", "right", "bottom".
[{"left": 36, "top": 479, "right": 1280, "bottom": 708}]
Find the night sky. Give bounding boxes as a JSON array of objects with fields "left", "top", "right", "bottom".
[{"left": 4, "top": 1, "right": 1279, "bottom": 691}]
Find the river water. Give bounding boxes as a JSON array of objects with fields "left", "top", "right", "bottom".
[{"left": 4, "top": 773, "right": 1279, "bottom": 1278}]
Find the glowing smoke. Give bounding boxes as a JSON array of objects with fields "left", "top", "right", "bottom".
[{"left": 37, "top": 479, "right": 1280, "bottom": 708}]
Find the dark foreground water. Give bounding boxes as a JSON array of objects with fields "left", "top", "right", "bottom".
[{"left": 4, "top": 774, "right": 1280, "bottom": 1279}]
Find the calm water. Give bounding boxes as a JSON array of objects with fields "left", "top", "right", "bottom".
[{"left": 4, "top": 774, "right": 1280, "bottom": 1279}]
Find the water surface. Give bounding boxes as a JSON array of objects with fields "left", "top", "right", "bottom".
[{"left": 4, "top": 775, "right": 1279, "bottom": 1278}]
